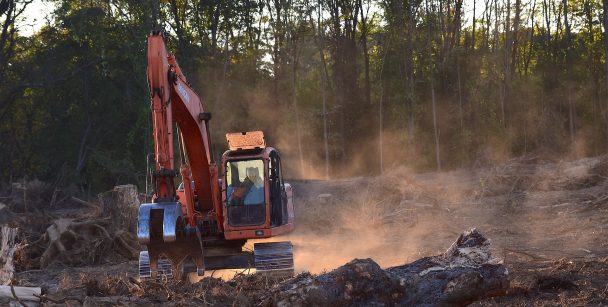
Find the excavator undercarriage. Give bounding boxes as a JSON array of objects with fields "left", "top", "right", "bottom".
[{"left": 136, "top": 185, "right": 294, "bottom": 280}]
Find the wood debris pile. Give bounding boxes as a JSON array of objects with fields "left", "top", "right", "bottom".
[
  {"left": 15, "top": 228, "right": 507, "bottom": 306},
  {"left": 0, "top": 184, "right": 141, "bottom": 271},
  {"left": 261, "top": 228, "right": 508, "bottom": 306}
]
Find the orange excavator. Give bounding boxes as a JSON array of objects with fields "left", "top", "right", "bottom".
[{"left": 137, "top": 31, "right": 295, "bottom": 279}]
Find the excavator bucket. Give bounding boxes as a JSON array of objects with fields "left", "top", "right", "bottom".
[{"left": 137, "top": 202, "right": 205, "bottom": 280}]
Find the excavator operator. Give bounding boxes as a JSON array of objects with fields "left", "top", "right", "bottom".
[
  {"left": 245, "top": 167, "right": 264, "bottom": 189},
  {"left": 229, "top": 167, "right": 264, "bottom": 206}
]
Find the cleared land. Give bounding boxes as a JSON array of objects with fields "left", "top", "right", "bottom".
[{"left": 2, "top": 155, "right": 608, "bottom": 305}]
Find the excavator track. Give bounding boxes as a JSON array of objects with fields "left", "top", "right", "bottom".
[
  {"left": 139, "top": 251, "right": 173, "bottom": 280},
  {"left": 254, "top": 241, "right": 294, "bottom": 277}
]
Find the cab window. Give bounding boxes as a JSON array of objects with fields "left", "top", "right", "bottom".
[{"left": 226, "top": 159, "right": 265, "bottom": 226}]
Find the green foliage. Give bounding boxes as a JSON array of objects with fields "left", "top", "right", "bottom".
[{"left": 1, "top": 0, "right": 608, "bottom": 193}]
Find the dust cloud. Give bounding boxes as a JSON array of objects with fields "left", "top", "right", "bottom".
[
  {"left": 279, "top": 167, "right": 469, "bottom": 273},
  {"left": 270, "top": 155, "right": 608, "bottom": 274},
  {"left": 201, "top": 83, "right": 607, "bottom": 275}
]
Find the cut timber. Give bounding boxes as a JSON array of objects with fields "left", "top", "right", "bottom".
[
  {"left": 0, "top": 285, "right": 41, "bottom": 302},
  {"left": 260, "top": 228, "right": 508, "bottom": 306},
  {"left": 0, "top": 226, "right": 20, "bottom": 285}
]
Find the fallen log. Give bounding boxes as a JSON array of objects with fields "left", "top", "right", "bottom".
[
  {"left": 261, "top": 228, "right": 508, "bottom": 306},
  {"left": 0, "top": 285, "right": 41, "bottom": 302},
  {"left": 387, "top": 228, "right": 509, "bottom": 306}
]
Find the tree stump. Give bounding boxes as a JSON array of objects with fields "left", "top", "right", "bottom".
[
  {"left": 0, "top": 226, "right": 19, "bottom": 285},
  {"left": 97, "top": 184, "right": 140, "bottom": 232}
]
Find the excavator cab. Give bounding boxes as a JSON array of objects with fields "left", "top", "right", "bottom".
[
  {"left": 218, "top": 131, "right": 295, "bottom": 275},
  {"left": 221, "top": 132, "right": 295, "bottom": 239}
]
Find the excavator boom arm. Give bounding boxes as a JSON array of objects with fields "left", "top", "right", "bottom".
[{"left": 146, "top": 31, "right": 222, "bottom": 228}]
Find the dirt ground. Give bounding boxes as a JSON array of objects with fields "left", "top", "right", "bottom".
[
  {"left": 288, "top": 155, "right": 608, "bottom": 306},
  {"left": 5, "top": 155, "right": 608, "bottom": 305}
]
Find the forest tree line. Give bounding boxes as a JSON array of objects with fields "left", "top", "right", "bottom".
[{"left": 1, "top": 0, "right": 608, "bottom": 194}]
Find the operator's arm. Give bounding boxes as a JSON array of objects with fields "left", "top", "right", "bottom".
[
  {"left": 231, "top": 179, "right": 253, "bottom": 205},
  {"left": 243, "top": 186, "right": 265, "bottom": 205}
]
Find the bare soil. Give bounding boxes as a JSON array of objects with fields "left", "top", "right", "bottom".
[
  {"left": 5, "top": 155, "right": 608, "bottom": 305},
  {"left": 289, "top": 155, "right": 608, "bottom": 306}
]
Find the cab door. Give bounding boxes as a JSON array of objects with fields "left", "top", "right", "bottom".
[{"left": 269, "top": 150, "right": 288, "bottom": 226}]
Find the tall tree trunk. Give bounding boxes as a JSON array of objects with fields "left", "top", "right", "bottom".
[
  {"left": 317, "top": 1, "right": 330, "bottom": 179},
  {"left": 603, "top": 0, "right": 608, "bottom": 148},
  {"left": 291, "top": 39, "right": 305, "bottom": 178},
  {"left": 267, "top": 0, "right": 285, "bottom": 102},
  {"left": 215, "top": 29, "right": 230, "bottom": 109},
  {"left": 500, "top": 83, "right": 506, "bottom": 128},
  {"left": 406, "top": 0, "right": 417, "bottom": 160},
  {"left": 564, "top": 0, "right": 575, "bottom": 144},
  {"left": 472, "top": 0, "right": 476, "bottom": 51},
  {"left": 493, "top": 0, "right": 499, "bottom": 52},
  {"left": 505, "top": 0, "right": 512, "bottom": 80},
  {"left": 524, "top": 0, "right": 536, "bottom": 79},
  {"left": 454, "top": 0, "right": 463, "bottom": 49},
  {"left": 327, "top": 1, "right": 348, "bottom": 165},
  {"left": 77, "top": 73, "right": 92, "bottom": 175},
  {"left": 511, "top": 0, "right": 521, "bottom": 77},
  {"left": 0, "top": 0, "right": 16, "bottom": 84},
  {"left": 169, "top": 0, "right": 187, "bottom": 61},
  {"left": 321, "top": 60, "right": 330, "bottom": 179},
  {"left": 431, "top": 79, "right": 441, "bottom": 171},
  {"left": 502, "top": 0, "right": 511, "bottom": 128},
  {"left": 584, "top": 0, "right": 599, "bottom": 153},
  {"left": 425, "top": 0, "right": 441, "bottom": 171},
  {"left": 457, "top": 57, "right": 464, "bottom": 131},
  {"left": 484, "top": 0, "right": 491, "bottom": 50},
  {"left": 456, "top": 0, "right": 464, "bottom": 135},
  {"left": 378, "top": 36, "right": 390, "bottom": 175},
  {"left": 359, "top": 0, "right": 371, "bottom": 107},
  {"left": 542, "top": 0, "right": 551, "bottom": 41}
]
